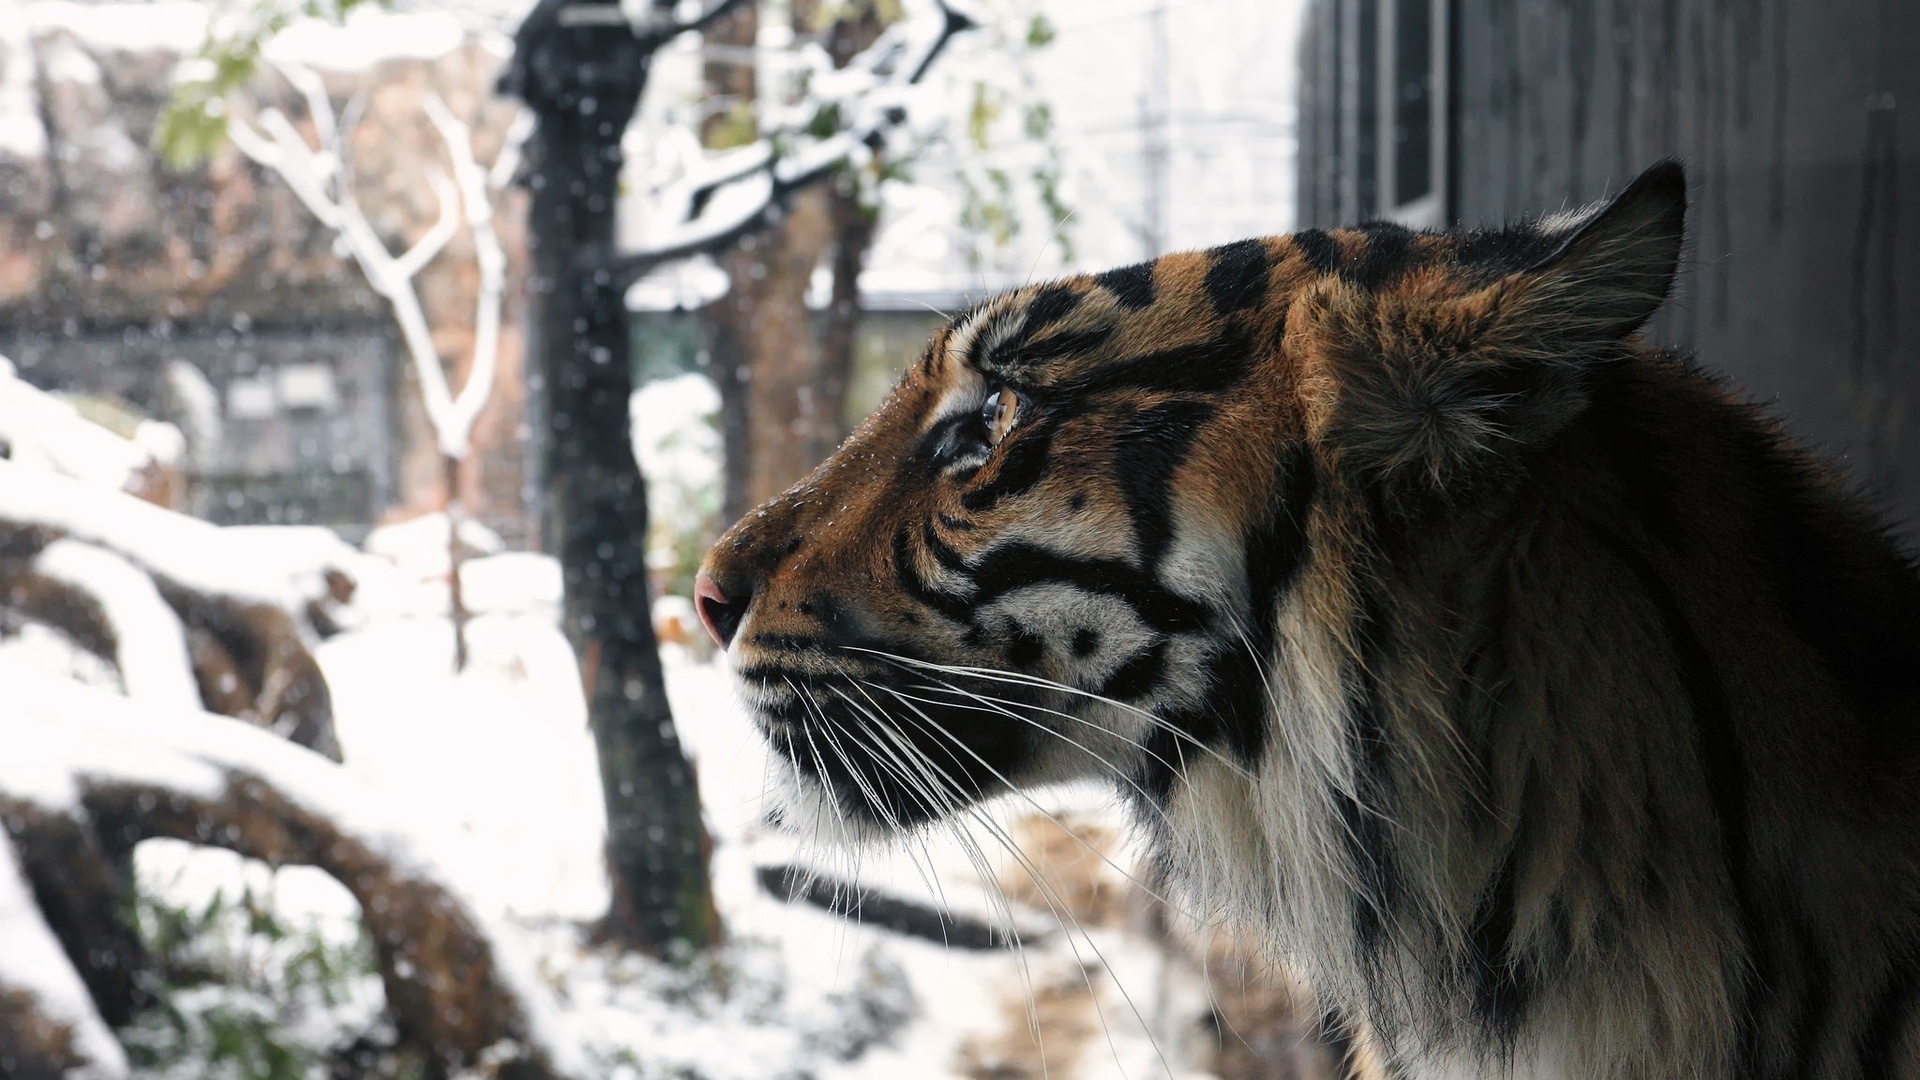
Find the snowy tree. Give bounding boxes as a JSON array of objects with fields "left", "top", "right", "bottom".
[{"left": 220, "top": 63, "right": 529, "bottom": 671}]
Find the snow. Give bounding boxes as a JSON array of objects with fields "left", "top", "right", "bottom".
[
  {"left": 18, "top": 0, "right": 208, "bottom": 55},
  {"left": 0, "top": 5, "right": 47, "bottom": 161},
  {"left": 0, "top": 662, "right": 588, "bottom": 1077},
  {"left": 0, "top": 458, "right": 356, "bottom": 612},
  {"left": 33, "top": 538, "right": 200, "bottom": 711},
  {"left": 262, "top": 8, "right": 467, "bottom": 71},
  {"left": 461, "top": 550, "right": 563, "bottom": 617},
  {"left": 162, "top": 360, "right": 221, "bottom": 468},
  {"left": 16, "top": 0, "right": 471, "bottom": 74},
  {"left": 631, "top": 372, "right": 722, "bottom": 570},
  {"left": 0, "top": 357, "right": 159, "bottom": 491},
  {"left": 0, "top": 834, "right": 131, "bottom": 1078}
]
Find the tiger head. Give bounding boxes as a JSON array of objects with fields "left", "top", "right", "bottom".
[{"left": 695, "top": 161, "right": 1686, "bottom": 843}]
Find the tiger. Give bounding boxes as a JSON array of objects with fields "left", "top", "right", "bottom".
[{"left": 692, "top": 160, "right": 1920, "bottom": 1079}]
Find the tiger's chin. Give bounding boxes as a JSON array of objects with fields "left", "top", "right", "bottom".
[{"left": 739, "top": 670, "right": 1133, "bottom": 848}]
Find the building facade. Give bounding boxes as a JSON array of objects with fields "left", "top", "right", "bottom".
[{"left": 1297, "top": 0, "right": 1920, "bottom": 530}]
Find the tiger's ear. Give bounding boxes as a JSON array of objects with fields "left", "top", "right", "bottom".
[
  {"left": 1501, "top": 158, "right": 1688, "bottom": 347},
  {"left": 1297, "top": 162, "right": 1686, "bottom": 509}
]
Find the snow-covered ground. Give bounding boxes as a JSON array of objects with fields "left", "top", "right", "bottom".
[{"left": 116, "top": 525, "right": 1226, "bottom": 1079}]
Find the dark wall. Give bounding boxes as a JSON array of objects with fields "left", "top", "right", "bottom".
[{"left": 1301, "top": 0, "right": 1920, "bottom": 532}]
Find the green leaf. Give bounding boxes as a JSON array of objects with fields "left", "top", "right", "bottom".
[{"left": 1025, "top": 12, "right": 1056, "bottom": 49}]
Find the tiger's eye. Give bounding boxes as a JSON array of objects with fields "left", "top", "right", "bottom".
[{"left": 982, "top": 388, "right": 1020, "bottom": 445}]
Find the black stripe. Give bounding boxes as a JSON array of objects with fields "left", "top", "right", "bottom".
[
  {"left": 1011, "top": 325, "right": 1116, "bottom": 365},
  {"left": 1464, "top": 845, "right": 1532, "bottom": 1042},
  {"left": 1741, "top": 430, "right": 1920, "bottom": 745},
  {"left": 1338, "top": 589, "right": 1406, "bottom": 964},
  {"left": 914, "top": 411, "right": 979, "bottom": 465},
  {"left": 960, "top": 422, "right": 1056, "bottom": 512},
  {"left": 1318, "top": 1007, "right": 1368, "bottom": 1080},
  {"left": 1347, "top": 222, "right": 1417, "bottom": 289},
  {"left": 1591, "top": 526, "right": 1761, "bottom": 1063},
  {"left": 1294, "top": 228, "right": 1342, "bottom": 274},
  {"left": 892, "top": 526, "right": 973, "bottom": 622},
  {"left": 1203, "top": 448, "right": 1317, "bottom": 767},
  {"left": 922, "top": 521, "right": 968, "bottom": 574},
  {"left": 1100, "top": 640, "right": 1168, "bottom": 700},
  {"left": 1204, "top": 238, "right": 1274, "bottom": 313},
  {"left": 1592, "top": 530, "right": 1749, "bottom": 893},
  {"left": 1018, "top": 284, "right": 1081, "bottom": 335},
  {"left": 1095, "top": 261, "right": 1157, "bottom": 309},
  {"left": 1115, "top": 400, "right": 1214, "bottom": 569},
  {"left": 1056, "top": 330, "right": 1254, "bottom": 398}
]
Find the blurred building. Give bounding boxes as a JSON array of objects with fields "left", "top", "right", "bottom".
[
  {"left": 1296, "top": 0, "right": 1920, "bottom": 530},
  {"left": 0, "top": 5, "right": 531, "bottom": 545}
]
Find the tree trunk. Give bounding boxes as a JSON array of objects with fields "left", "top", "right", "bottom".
[
  {"left": 507, "top": 2, "right": 719, "bottom": 956},
  {"left": 444, "top": 453, "right": 470, "bottom": 672}
]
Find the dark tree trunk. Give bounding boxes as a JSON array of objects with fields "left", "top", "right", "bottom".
[{"left": 506, "top": 3, "right": 719, "bottom": 955}]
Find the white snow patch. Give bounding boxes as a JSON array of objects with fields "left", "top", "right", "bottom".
[
  {"left": 262, "top": 7, "right": 466, "bottom": 72},
  {"left": 0, "top": 357, "right": 157, "bottom": 491},
  {"left": 630, "top": 372, "right": 722, "bottom": 564},
  {"left": 33, "top": 538, "right": 199, "bottom": 710},
  {"left": 461, "top": 551, "right": 562, "bottom": 617},
  {"left": 163, "top": 360, "right": 222, "bottom": 467},
  {"left": 0, "top": 7, "right": 46, "bottom": 161},
  {"left": 20, "top": 0, "right": 209, "bottom": 54},
  {"left": 39, "top": 36, "right": 101, "bottom": 84},
  {"left": 0, "top": 458, "right": 352, "bottom": 611}
]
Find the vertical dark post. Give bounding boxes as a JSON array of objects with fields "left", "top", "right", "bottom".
[{"left": 504, "top": 2, "right": 719, "bottom": 954}]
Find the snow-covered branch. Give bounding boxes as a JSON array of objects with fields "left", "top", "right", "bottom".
[
  {"left": 227, "top": 64, "right": 528, "bottom": 461},
  {"left": 0, "top": 678, "right": 587, "bottom": 1078},
  {"left": 609, "top": 0, "right": 976, "bottom": 285}
]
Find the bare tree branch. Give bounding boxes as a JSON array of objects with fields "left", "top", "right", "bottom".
[
  {"left": 227, "top": 64, "right": 524, "bottom": 462},
  {"left": 607, "top": 0, "right": 975, "bottom": 286}
]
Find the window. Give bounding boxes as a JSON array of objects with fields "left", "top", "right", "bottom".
[{"left": 1330, "top": 0, "right": 1448, "bottom": 227}]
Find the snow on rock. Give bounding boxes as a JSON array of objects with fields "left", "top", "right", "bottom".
[
  {"left": 0, "top": 834, "right": 130, "bottom": 1078},
  {"left": 0, "top": 667, "right": 589, "bottom": 1077},
  {"left": 365, "top": 511, "right": 504, "bottom": 577},
  {"left": 0, "top": 458, "right": 357, "bottom": 614},
  {"left": 33, "top": 537, "right": 199, "bottom": 710},
  {"left": 0, "top": 356, "right": 159, "bottom": 491},
  {"left": 461, "top": 551, "right": 562, "bottom": 618}
]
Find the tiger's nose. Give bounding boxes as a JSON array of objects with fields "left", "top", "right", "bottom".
[{"left": 694, "top": 572, "right": 746, "bottom": 649}]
